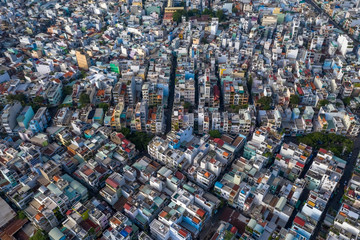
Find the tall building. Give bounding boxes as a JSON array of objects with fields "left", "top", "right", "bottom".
[
  {"left": 29, "top": 107, "right": 51, "bottom": 133},
  {"left": 211, "top": 18, "right": 219, "bottom": 35},
  {"left": 16, "top": 106, "right": 35, "bottom": 129},
  {"left": 75, "top": 50, "right": 90, "bottom": 70},
  {"left": 1, "top": 101, "right": 22, "bottom": 135}
]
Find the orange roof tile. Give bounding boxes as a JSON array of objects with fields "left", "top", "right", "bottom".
[
  {"left": 160, "top": 211, "right": 168, "bottom": 218},
  {"left": 196, "top": 209, "right": 206, "bottom": 218},
  {"left": 96, "top": 90, "right": 105, "bottom": 96},
  {"left": 192, "top": 217, "right": 200, "bottom": 224},
  {"left": 35, "top": 213, "right": 44, "bottom": 221}
]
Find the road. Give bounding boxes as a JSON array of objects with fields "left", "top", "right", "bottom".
[
  {"left": 215, "top": 64, "right": 224, "bottom": 112},
  {"left": 284, "top": 147, "right": 318, "bottom": 229},
  {"left": 164, "top": 54, "right": 177, "bottom": 134},
  {"left": 304, "top": 0, "right": 359, "bottom": 44},
  {"left": 310, "top": 135, "right": 360, "bottom": 240},
  {"left": 201, "top": 206, "right": 226, "bottom": 240}
]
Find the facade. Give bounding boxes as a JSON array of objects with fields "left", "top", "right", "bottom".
[
  {"left": 16, "top": 106, "right": 35, "bottom": 129},
  {"left": 1, "top": 101, "right": 22, "bottom": 135}
]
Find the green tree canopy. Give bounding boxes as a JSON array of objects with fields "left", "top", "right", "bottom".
[
  {"left": 173, "top": 10, "right": 186, "bottom": 23},
  {"left": 216, "top": 10, "right": 226, "bottom": 22},
  {"left": 98, "top": 103, "right": 109, "bottom": 113},
  {"left": 183, "top": 101, "right": 191, "bottom": 109},
  {"left": 7, "top": 93, "right": 27, "bottom": 106},
  {"left": 33, "top": 96, "right": 45, "bottom": 105},
  {"left": 209, "top": 130, "right": 221, "bottom": 138},
  {"left": 318, "top": 99, "right": 329, "bottom": 107},
  {"left": 127, "top": 132, "right": 154, "bottom": 151},
  {"left": 120, "top": 128, "right": 131, "bottom": 138},
  {"left": 30, "top": 230, "right": 48, "bottom": 240},
  {"left": 258, "top": 96, "right": 272, "bottom": 110},
  {"left": 17, "top": 210, "right": 27, "bottom": 220},
  {"left": 79, "top": 70, "right": 87, "bottom": 79},
  {"left": 202, "top": 8, "right": 214, "bottom": 16},
  {"left": 297, "top": 132, "right": 353, "bottom": 157},
  {"left": 79, "top": 93, "right": 90, "bottom": 105},
  {"left": 290, "top": 94, "right": 301, "bottom": 105},
  {"left": 187, "top": 9, "right": 201, "bottom": 17},
  {"left": 63, "top": 85, "right": 73, "bottom": 96},
  {"left": 343, "top": 97, "right": 351, "bottom": 106},
  {"left": 230, "top": 104, "right": 248, "bottom": 112}
]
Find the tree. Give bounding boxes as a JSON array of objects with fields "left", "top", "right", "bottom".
[
  {"left": 202, "top": 8, "right": 214, "bottom": 17},
  {"left": 120, "top": 128, "right": 131, "bottom": 138},
  {"left": 7, "top": 93, "right": 27, "bottom": 106},
  {"left": 240, "top": 104, "right": 249, "bottom": 109},
  {"left": 201, "top": 38, "right": 209, "bottom": 44},
  {"left": 63, "top": 85, "right": 73, "bottom": 96},
  {"left": 89, "top": 228, "right": 95, "bottom": 235},
  {"left": 257, "top": 96, "right": 272, "bottom": 110},
  {"left": 33, "top": 96, "right": 45, "bottom": 105},
  {"left": 318, "top": 99, "right": 329, "bottom": 107},
  {"left": 230, "top": 104, "right": 248, "bottom": 112},
  {"left": 98, "top": 103, "right": 109, "bottom": 113},
  {"left": 53, "top": 207, "right": 64, "bottom": 222},
  {"left": 215, "top": 10, "right": 226, "bottom": 22},
  {"left": 173, "top": 10, "right": 185, "bottom": 23},
  {"left": 17, "top": 210, "right": 27, "bottom": 220},
  {"left": 297, "top": 132, "right": 354, "bottom": 157},
  {"left": 209, "top": 130, "right": 221, "bottom": 138},
  {"left": 232, "top": 7, "right": 238, "bottom": 14},
  {"left": 79, "top": 70, "right": 87, "bottom": 79},
  {"left": 336, "top": 102, "right": 342, "bottom": 107},
  {"left": 343, "top": 97, "right": 351, "bottom": 106},
  {"left": 263, "top": 152, "right": 273, "bottom": 158},
  {"left": 79, "top": 93, "right": 90, "bottom": 105},
  {"left": 187, "top": 9, "right": 201, "bottom": 17},
  {"left": 30, "top": 230, "right": 48, "bottom": 240},
  {"left": 127, "top": 132, "right": 154, "bottom": 151},
  {"left": 30, "top": 96, "right": 45, "bottom": 112},
  {"left": 183, "top": 101, "right": 191, "bottom": 109},
  {"left": 290, "top": 94, "right": 300, "bottom": 105},
  {"left": 247, "top": 75, "right": 253, "bottom": 94}
]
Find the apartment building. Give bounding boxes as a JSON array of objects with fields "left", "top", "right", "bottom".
[{"left": 1, "top": 101, "right": 22, "bottom": 135}]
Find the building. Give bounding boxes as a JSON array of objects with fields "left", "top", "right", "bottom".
[
  {"left": 46, "top": 82, "right": 63, "bottom": 106},
  {"left": 16, "top": 106, "right": 35, "bottom": 129},
  {"left": 76, "top": 50, "right": 91, "bottom": 70},
  {"left": 39, "top": 160, "right": 61, "bottom": 182},
  {"left": 29, "top": 107, "right": 51, "bottom": 133},
  {"left": 1, "top": 101, "right": 22, "bottom": 135},
  {"left": 0, "top": 197, "right": 16, "bottom": 228}
]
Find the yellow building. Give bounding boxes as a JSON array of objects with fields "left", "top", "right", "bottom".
[
  {"left": 75, "top": 50, "right": 90, "bottom": 70},
  {"left": 132, "top": 0, "right": 142, "bottom": 7},
  {"left": 164, "top": 7, "right": 184, "bottom": 13}
]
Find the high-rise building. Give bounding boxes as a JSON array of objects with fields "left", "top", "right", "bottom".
[{"left": 1, "top": 101, "right": 22, "bottom": 135}]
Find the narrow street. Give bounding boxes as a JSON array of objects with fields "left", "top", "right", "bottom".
[
  {"left": 310, "top": 135, "right": 360, "bottom": 239},
  {"left": 194, "top": 70, "right": 199, "bottom": 110},
  {"left": 215, "top": 64, "right": 224, "bottom": 112},
  {"left": 164, "top": 53, "right": 177, "bottom": 134},
  {"left": 304, "top": 0, "right": 359, "bottom": 44}
]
